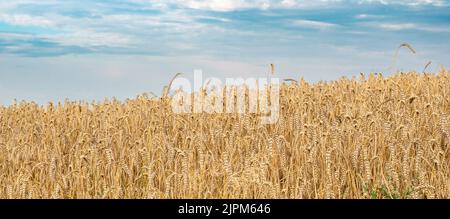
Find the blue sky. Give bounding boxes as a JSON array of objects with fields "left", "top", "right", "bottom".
[{"left": 0, "top": 0, "right": 449, "bottom": 104}]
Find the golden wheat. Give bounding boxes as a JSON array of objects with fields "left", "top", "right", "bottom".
[{"left": 0, "top": 70, "right": 449, "bottom": 199}]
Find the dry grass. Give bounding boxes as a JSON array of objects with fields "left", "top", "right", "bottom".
[{"left": 0, "top": 70, "right": 449, "bottom": 199}]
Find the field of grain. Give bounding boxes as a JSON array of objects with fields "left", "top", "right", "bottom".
[{"left": 0, "top": 70, "right": 449, "bottom": 199}]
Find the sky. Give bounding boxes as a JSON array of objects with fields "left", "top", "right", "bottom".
[{"left": 0, "top": 0, "right": 449, "bottom": 104}]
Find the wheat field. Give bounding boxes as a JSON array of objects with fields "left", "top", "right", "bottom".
[{"left": 0, "top": 70, "right": 449, "bottom": 199}]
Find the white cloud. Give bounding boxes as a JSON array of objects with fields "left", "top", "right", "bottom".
[
  {"left": 131, "top": 0, "right": 447, "bottom": 11},
  {"left": 46, "top": 30, "right": 135, "bottom": 47},
  {"left": 356, "top": 14, "right": 369, "bottom": 19},
  {"left": 129, "top": 0, "right": 349, "bottom": 11},
  {"left": 355, "top": 14, "right": 385, "bottom": 19},
  {"left": 0, "top": 1, "right": 54, "bottom": 10},
  {"left": 196, "top": 15, "right": 232, "bottom": 22},
  {"left": 291, "top": 19, "right": 338, "bottom": 29},
  {"left": 379, "top": 23, "right": 417, "bottom": 30},
  {"left": 0, "top": 14, "right": 54, "bottom": 27},
  {"left": 281, "top": 0, "right": 298, "bottom": 7},
  {"left": 101, "top": 12, "right": 197, "bottom": 28},
  {"left": 365, "top": 22, "right": 450, "bottom": 32},
  {"left": 358, "top": 0, "right": 447, "bottom": 7},
  {"left": 182, "top": 0, "right": 252, "bottom": 11},
  {"left": 147, "top": 0, "right": 273, "bottom": 11},
  {"left": 1, "top": 0, "right": 448, "bottom": 15}
]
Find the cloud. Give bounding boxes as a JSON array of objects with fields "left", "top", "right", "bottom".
[
  {"left": 364, "top": 22, "right": 450, "bottom": 32},
  {"left": 135, "top": 0, "right": 273, "bottom": 11},
  {"left": 130, "top": 0, "right": 448, "bottom": 11},
  {"left": 195, "top": 15, "right": 231, "bottom": 23},
  {"left": 47, "top": 30, "right": 135, "bottom": 48},
  {"left": 0, "top": 14, "right": 54, "bottom": 27},
  {"left": 0, "top": 2, "right": 216, "bottom": 52},
  {"left": 180, "top": 0, "right": 256, "bottom": 11},
  {"left": 379, "top": 23, "right": 417, "bottom": 30},
  {"left": 357, "top": 0, "right": 447, "bottom": 7},
  {"left": 99, "top": 11, "right": 208, "bottom": 31},
  {"left": 355, "top": 14, "right": 385, "bottom": 19},
  {"left": 0, "top": 32, "right": 92, "bottom": 57},
  {"left": 0, "top": 1, "right": 56, "bottom": 11},
  {"left": 165, "top": 0, "right": 448, "bottom": 11},
  {"left": 291, "top": 19, "right": 338, "bottom": 29},
  {"left": 0, "top": 0, "right": 449, "bottom": 59},
  {"left": 128, "top": 0, "right": 333, "bottom": 12}
]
